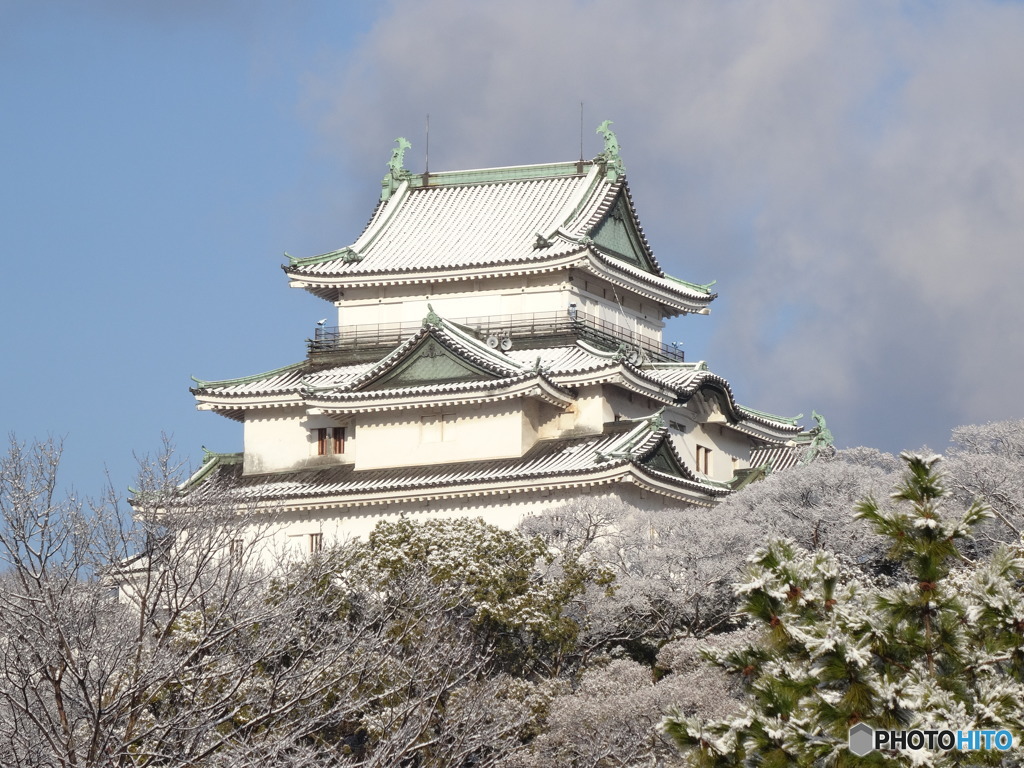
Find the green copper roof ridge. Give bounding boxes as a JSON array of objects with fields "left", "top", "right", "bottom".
[
  {"left": 409, "top": 160, "right": 591, "bottom": 188},
  {"left": 575, "top": 339, "right": 625, "bottom": 360},
  {"left": 179, "top": 449, "right": 243, "bottom": 490},
  {"left": 191, "top": 360, "right": 307, "bottom": 390},
  {"left": 738, "top": 405, "right": 804, "bottom": 426},
  {"left": 201, "top": 447, "right": 244, "bottom": 463},
  {"left": 288, "top": 247, "right": 361, "bottom": 267},
  {"left": 664, "top": 274, "right": 717, "bottom": 295}
]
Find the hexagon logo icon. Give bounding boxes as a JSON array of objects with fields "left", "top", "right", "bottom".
[{"left": 849, "top": 723, "right": 874, "bottom": 756}]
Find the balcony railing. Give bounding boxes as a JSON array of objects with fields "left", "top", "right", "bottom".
[{"left": 308, "top": 310, "right": 685, "bottom": 363}]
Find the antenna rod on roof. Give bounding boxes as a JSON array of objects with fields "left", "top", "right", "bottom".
[
  {"left": 577, "top": 101, "right": 585, "bottom": 173},
  {"left": 579, "top": 101, "right": 584, "bottom": 162},
  {"left": 425, "top": 114, "right": 430, "bottom": 177}
]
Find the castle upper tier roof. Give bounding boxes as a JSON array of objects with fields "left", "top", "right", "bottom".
[{"left": 284, "top": 155, "right": 716, "bottom": 313}]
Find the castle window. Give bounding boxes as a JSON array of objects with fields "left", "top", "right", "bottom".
[
  {"left": 309, "top": 532, "right": 323, "bottom": 553},
  {"left": 314, "top": 426, "right": 346, "bottom": 456},
  {"left": 696, "top": 445, "right": 712, "bottom": 475}
]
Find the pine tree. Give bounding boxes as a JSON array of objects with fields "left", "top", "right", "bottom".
[{"left": 663, "top": 452, "right": 1024, "bottom": 766}]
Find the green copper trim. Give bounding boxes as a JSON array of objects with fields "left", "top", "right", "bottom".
[
  {"left": 191, "top": 360, "right": 307, "bottom": 390},
  {"left": 423, "top": 303, "right": 442, "bottom": 328},
  {"left": 288, "top": 247, "right": 362, "bottom": 267},
  {"left": 803, "top": 410, "right": 835, "bottom": 461},
  {"left": 409, "top": 161, "right": 588, "bottom": 189},
  {"left": 365, "top": 337, "right": 497, "bottom": 390},
  {"left": 664, "top": 275, "right": 717, "bottom": 295},
  {"left": 183, "top": 450, "right": 244, "bottom": 489},
  {"left": 382, "top": 137, "right": 412, "bottom": 201},
  {"left": 739, "top": 405, "right": 803, "bottom": 426},
  {"left": 201, "top": 447, "right": 244, "bottom": 464},
  {"left": 595, "top": 120, "right": 625, "bottom": 181},
  {"left": 589, "top": 194, "right": 657, "bottom": 273},
  {"left": 729, "top": 465, "right": 769, "bottom": 491}
]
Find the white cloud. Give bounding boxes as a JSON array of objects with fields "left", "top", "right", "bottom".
[{"left": 304, "top": 0, "right": 1024, "bottom": 452}]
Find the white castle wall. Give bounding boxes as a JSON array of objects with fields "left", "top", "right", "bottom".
[
  {"left": 248, "top": 482, "right": 688, "bottom": 562},
  {"left": 335, "top": 269, "right": 665, "bottom": 345}
]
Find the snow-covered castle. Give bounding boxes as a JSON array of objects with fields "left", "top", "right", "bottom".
[{"left": 186, "top": 125, "right": 826, "bottom": 549}]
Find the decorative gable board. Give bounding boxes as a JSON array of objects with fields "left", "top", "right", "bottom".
[
  {"left": 687, "top": 386, "right": 734, "bottom": 424},
  {"left": 642, "top": 440, "right": 689, "bottom": 478},
  {"left": 589, "top": 194, "right": 657, "bottom": 273},
  {"left": 364, "top": 338, "right": 497, "bottom": 390}
]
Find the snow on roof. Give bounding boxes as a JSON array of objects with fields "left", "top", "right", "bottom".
[
  {"left": 283, "top": 157, "right": 714, "bottom": 309},
  {"left": 183, "top": 425, "right": 729, "bottom": 510}
]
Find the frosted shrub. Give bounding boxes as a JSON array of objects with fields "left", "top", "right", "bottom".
[{"left": 663, "top": 453, "right": 1024, "bottom": 767}]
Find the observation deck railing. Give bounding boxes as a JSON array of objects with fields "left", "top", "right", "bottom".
[{"left": 308, "top": 310, "right": 684, "bottom": 364}]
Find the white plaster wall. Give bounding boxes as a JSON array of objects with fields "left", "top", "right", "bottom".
[
  {"left": 241, "top": 482, "right": 690, "bottom": 565},
  {"left": 570, "top": 275, "right": 665, "bottom": 343},
  {"left": 572, "top": 385, "right": 613, "bottom": 434},
  {"left": 667, "top": 409, "right": 755, "bottom": 483},
  {"left": 354, "top": 400, "right": 533, "bottom": 470},
  {"left": 604, "top": 387, "right": 662, "bottom": 423},
  {"left": 243, "top": 407, "right": 353, "bottom": 474},
  {"left": 333, "top": 274, "right": 669, "bottom": 346},
  {"left": 336, "top": 275, "right": 573, "bottom": 328}
]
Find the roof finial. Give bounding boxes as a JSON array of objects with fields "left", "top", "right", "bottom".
[
  {"left": 382, "top": 137, "right": 412, "bottom": 201},
  {"left": 423, "top": 303, "right": 442, "bottom": 328},
  {"left": 595, "top": 120, "right": 624, "bottom": 181},
  {"left": 806, "top": 410, "right": 835, "bottom": 460},
  {"left": 649, "top": 407, "right": 667, "bottom": 431}
]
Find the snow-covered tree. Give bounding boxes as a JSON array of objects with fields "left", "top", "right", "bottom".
[
  {"left": 713, "top": 447, "right": 900, "bottom": 567},
  {"left": 946, "top": 419, "right": 1024, "bottom": 549},
  {"left": 0, "top": 439, "right": 542, "bottom": 767},
  {"left": 0, "top": 436, "right": 299, "bottom": 766},
  {"left": 662, "top": 452, "right": 1024, "bottom": 767},
  {"left": 359, "top": 516, "right": 613, "bottom": 678},
  {"left": 522, "top": 451, "right": 899, "bottom": 657}
]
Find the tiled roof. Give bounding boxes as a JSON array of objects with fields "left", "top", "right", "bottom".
[
  {"left": 290, "top": 173, "right": 592, "bottom": 277},
  {"left": 183, "top": 425, "right": 730, "bottom": 509},
  {"left": 283, "top": 160, "right": 714, "bottom": 308},
  {"left": 307, "top": 372, "right": 574, "bottom": 414},
  {"left": 750, "top": 444, "right": 808, "bottom": 473},
  {"left": 336, "top": 318, "right": 528, "bottom": 392},
  {"left": 192, "top": 317, "right": 803, "bottom": 435}
]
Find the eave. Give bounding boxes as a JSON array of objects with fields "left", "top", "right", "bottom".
[
  {"left": 284, "top": 251, "right": 590, "bottom": 299},
  {"left": 579, "top": 250, "right": 715, "bottom": 315},
  {"left": 550, "top": 363, "right": 679, "bottom": 406},
  {"left": 196, "top": 395, "right": 304, "bottom": 422},
  {"left": 224, "top": 462, "right": 720, "bottom": 513},
  {"left": 307, "top": 374, "right": 574, "bottom": 415}
]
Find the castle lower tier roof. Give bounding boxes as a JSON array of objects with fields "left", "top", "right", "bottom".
[
  {"left": 194, "top": 340, "right": 802, "bottom": 439},
  {"left": 283, "top": 161, "right": 714, "bottom": 311},
  {"left": 181, "top": 426, "right": 731, "bottom": 511}
]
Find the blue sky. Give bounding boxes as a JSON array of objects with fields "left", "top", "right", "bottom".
[{"left": 3, "top": 1, "right": 1024, "bottom": 497}]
